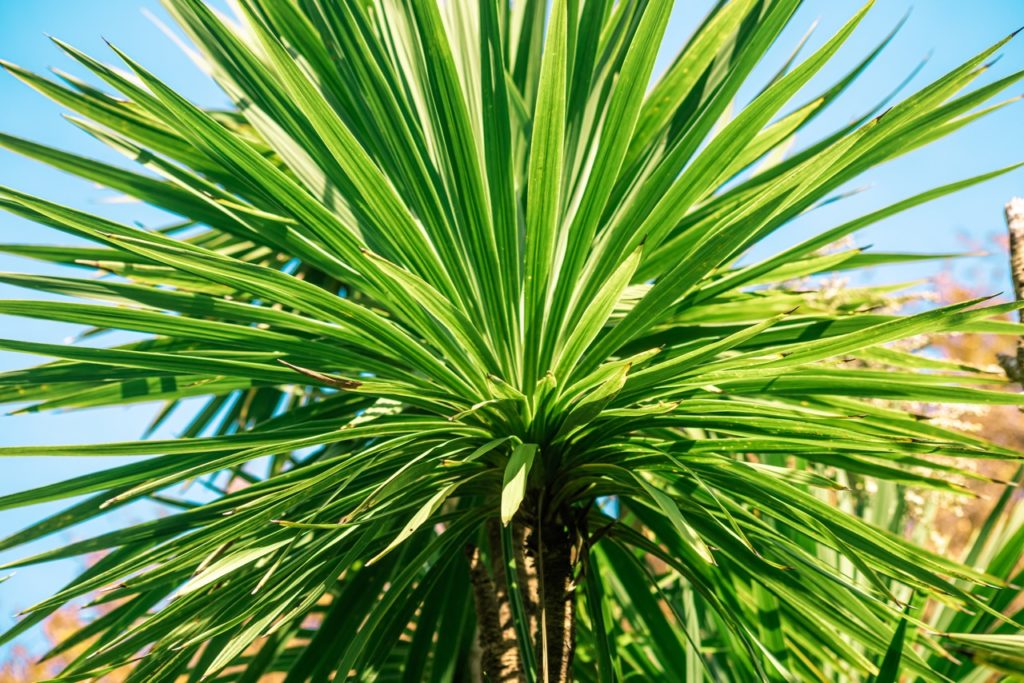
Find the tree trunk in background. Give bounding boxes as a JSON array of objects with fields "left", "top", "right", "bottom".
[
  {"left": 998, "top": 197, "right": 1024, "bottom": 383},
  {"left": 1005, "top": 198, "right": 1024, "bottom": 308}
]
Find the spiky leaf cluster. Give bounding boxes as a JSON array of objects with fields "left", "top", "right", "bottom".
[{"left": 0, "top": 1, "right": 1023, "bottom": 680}]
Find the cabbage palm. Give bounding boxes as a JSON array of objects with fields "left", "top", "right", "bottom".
[{"left": 0, "top": 0, "right": 1023, "bottom": 680}]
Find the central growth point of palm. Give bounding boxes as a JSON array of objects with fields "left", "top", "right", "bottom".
[{"left": 0, "top": 1, "right": 1022, "bottom": 681}]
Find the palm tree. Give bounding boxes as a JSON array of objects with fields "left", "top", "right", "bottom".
[{"left": 0, "top": 0, "right": 1022, "bottom": 680}]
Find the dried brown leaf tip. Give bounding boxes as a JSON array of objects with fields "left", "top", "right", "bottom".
[{"left": 278, "top": 359, "right": 362, "bottom": 389}]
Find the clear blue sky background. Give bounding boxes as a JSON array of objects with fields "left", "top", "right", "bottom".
[{"left": 0, "top": 0, "right": 1022, "bottom": 661}]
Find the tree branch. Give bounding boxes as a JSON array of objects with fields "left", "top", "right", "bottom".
[{"left": 997, "top": 197, "right": 1024, "bottom": 384}]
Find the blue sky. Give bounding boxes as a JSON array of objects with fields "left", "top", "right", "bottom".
[{"left": 0, "top": 0, "right": 1022, "bottom": 660}]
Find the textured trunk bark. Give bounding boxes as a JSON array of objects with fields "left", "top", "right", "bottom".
[
  {"left": 535, "top": 518, "right": 577, "bottom": 682},
  {"left": 512, "top": 521, "right": 540, "bottom": 641},
  {"left": 468, "top": 514, "right": 578, "bottom": 682},
  {"left": 467, "top": 539, "right": 524, "bottom": 682}
]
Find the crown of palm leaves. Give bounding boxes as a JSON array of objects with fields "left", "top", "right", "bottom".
[{"left": 0, "top": 1, "right": 1023, "bottom": 681}]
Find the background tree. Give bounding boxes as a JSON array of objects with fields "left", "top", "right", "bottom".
[{"left": 0, "top": 0, "right": 1022, "bottom": 680}]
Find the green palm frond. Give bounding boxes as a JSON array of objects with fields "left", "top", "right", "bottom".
[{"left": 0, "top": 1, "right": 1022, "bottom": 681}]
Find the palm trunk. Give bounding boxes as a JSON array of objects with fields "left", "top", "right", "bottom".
[
  {"left": 467, "top": 538, "right": 523, "bottom": 682},
  {"left": 535, "top": 518, "right": 577, "bottom": 682},
  {"left": 468, "top": 515, "right": 578, "bottom": 682}
]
